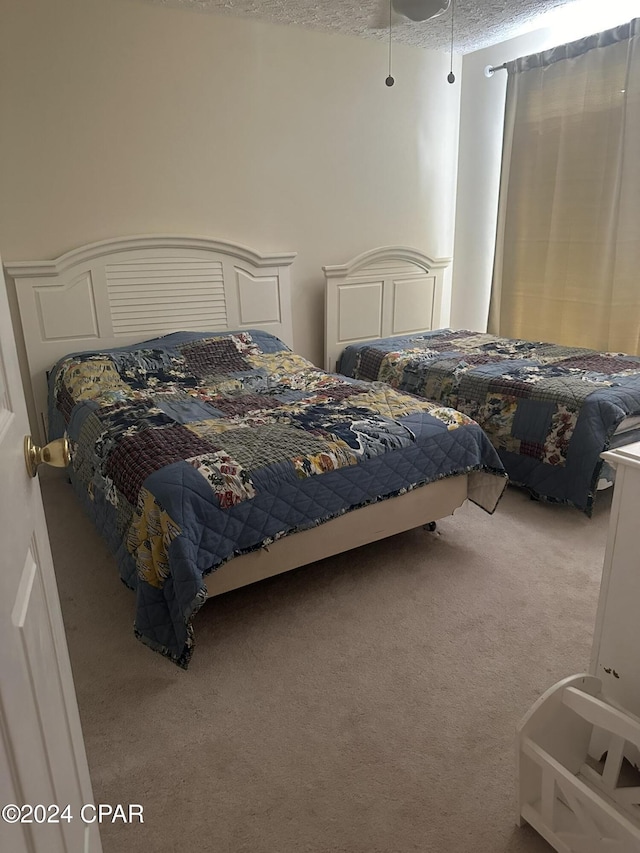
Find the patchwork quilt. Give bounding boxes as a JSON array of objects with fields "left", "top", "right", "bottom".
[
  {"left": 338, "top": 330, "right": 640, "bottom": 514},
  {"left": 48, "top": 330, "right": 506, "bottom": 668}
]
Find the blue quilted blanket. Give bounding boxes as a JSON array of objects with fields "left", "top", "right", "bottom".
[
  {"left": 48, "top": 330, "right": 506, "bottom": 667},
  {"left": 338, "top": 329, "right": 640, "bottom": 514}
]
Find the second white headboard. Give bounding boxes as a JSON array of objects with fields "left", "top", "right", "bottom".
[{"left": 323, "top": 246, "right": 451, "bottom": 372}]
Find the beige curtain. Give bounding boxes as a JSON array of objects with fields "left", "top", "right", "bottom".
[{"left": 489, "top": 18, "right": 640, "bottom": 354}]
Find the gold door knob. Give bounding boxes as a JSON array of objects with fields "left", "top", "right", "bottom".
[{"left": 24, "top": 435, "right": 71, "bottom": 478}]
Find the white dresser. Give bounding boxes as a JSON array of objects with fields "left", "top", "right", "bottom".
[
  {"left": 591, "top": 440, "right": 640, "bottom": 713},
  {"left": 515, "top": 441, "right": 640, "bottom": 852}
]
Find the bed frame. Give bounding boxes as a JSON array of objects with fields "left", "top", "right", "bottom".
[
  {"left": 323, "top": 246, "right": 451, "bottom": 372},
  {"left": 5, "top": 236, "right": 471, "bottom": 600},
  {"left": 204, "top": 475, "right": 467, "bottom": 596}
]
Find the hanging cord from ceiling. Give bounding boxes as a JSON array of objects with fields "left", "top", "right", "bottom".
[
  {"left": 386, "top": 0, "right": 395, "bottom": 85},
  {"left": 383, "top": 0, "right": 456, "bottom": 86},
  {"left": 447, "top": 0, "right": 455, "bottom": 83}
]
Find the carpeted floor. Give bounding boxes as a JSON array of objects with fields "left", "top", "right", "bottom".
[{"left": 41, "top": 471, "right": 612, "bottom": 853}]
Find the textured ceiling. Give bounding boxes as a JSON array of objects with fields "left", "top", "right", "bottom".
[{"left": 142, "top": 0, "right": 582, "bottom": 53}]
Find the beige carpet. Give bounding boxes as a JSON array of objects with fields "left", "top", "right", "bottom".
[{"left": 42, "top": 471, "right": 612, "bottom": 853}]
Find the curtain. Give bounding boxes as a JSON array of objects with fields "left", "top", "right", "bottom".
[{"left": 488, "top": 18, "right": 640, "bottom": 354}]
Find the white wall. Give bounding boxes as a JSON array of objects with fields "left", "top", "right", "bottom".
[
  {"left": 452, "top": 1, "right": 640, "bottom": 332},
  {"left": 0, "top": 0, "right": 461, "bottom": 381}
]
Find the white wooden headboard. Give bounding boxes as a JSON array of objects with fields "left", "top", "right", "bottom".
[
  {"left": 323, "top": 246, "right": 451, "bottom": 372},
  {"left": 4, "top": 235, "right": 296, "bottom": 442}
]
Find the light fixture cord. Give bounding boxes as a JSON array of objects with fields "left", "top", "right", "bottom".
[
  {"left": 450, "top": 0, "right": 454, "bottom": 72},
  {"left": 385, "top": 0, "right": 395, "bottom": 86},
  {"left": 388, "top": 0, "right": 392, "bottom": 77},
  {"left": 447, "top": 0, "right": 455, "bottom": 83}
]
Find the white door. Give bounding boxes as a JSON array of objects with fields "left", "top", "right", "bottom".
[{"left": 0, "top": 262, "right": 102, "bottom": 852}]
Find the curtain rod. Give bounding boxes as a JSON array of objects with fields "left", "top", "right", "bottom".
[{"left": 484, "top": 62, "right": 507, "bottom": 77}]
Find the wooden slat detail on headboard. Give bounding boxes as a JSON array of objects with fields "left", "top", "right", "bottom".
[
  {"left": 5, "top": 235, "right": 296, "bottom": 443},
  {"left": 323, "top": 246, "right": 451, "bottom": 372},
  {"left": 106, "top": 258, "right": 228, "bottom": 335}
]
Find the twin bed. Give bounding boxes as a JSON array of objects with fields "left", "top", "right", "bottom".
[
  {"left": 10, "top": 236, "right": 639, "bottom": 665},
  {"left": 324, "top": 247, "right": 640, "bottom": 515},
  {"left": 6, "top": 236, "right": 506, "bottom": 667}
]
